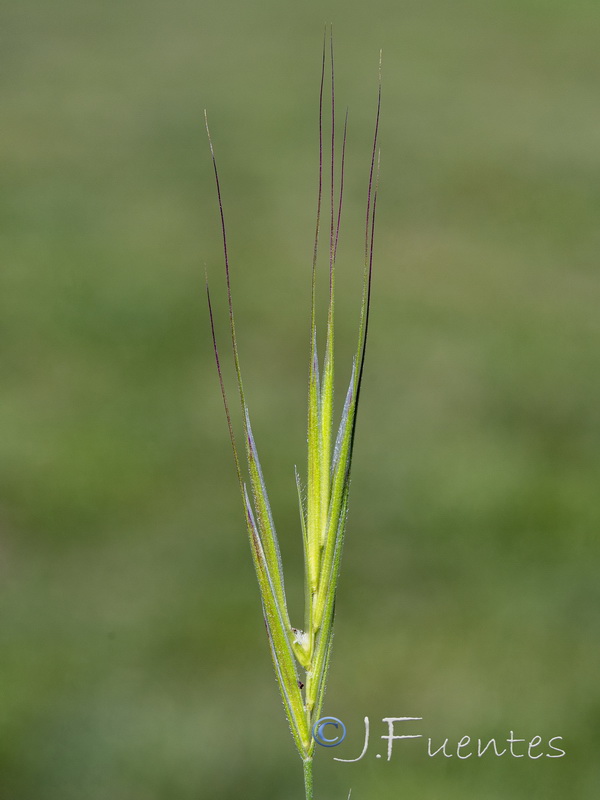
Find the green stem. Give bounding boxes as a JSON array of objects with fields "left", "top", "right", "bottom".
[{"left": 303, "top": 757, "right": 313, "bottom": 800}]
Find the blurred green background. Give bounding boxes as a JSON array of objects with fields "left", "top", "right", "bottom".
[{"left": 2, "top": 0, "right": 599, "bottom": 798}]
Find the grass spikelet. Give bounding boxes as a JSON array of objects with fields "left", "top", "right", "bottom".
[{"left": 206, "top": 28, "right": 381, "bottom": 799}]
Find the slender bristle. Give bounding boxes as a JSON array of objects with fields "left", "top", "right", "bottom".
[
  {"left": 311, "top": 29, "right": 327, "bottom": 334},
  {"left": 358, "top": 66, "right": 381, "bottom": 381},
  {"left": 206, "top": 281, "right": 243, "bottom": 491},
  {"left": 333, "top": 108, "right": 348, "bottom": 264},
  {"left": 329, "top": 25, "right": 336, "bottom": 292},
  {"left": 204, "top": 109, "right": 248, "bottom": 419}
]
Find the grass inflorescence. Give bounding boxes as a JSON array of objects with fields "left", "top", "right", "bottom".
[{"left": 206, "top": 30, "right": 381, "bottom": 800}]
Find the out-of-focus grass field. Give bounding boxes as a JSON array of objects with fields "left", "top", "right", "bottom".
[{"left": 2, "top": 1, "right": 600, "bottom": 798}]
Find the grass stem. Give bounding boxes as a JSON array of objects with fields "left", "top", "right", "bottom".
[{"left": 303, "top": 757, "right": 313, "bottom": 800}]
